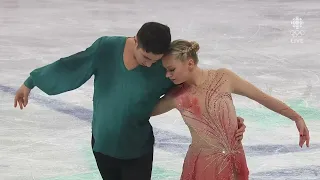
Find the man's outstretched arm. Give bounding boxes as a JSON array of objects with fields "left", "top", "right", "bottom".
[{"left": 14, "top": 37, "right": 103, "bottom": 109}]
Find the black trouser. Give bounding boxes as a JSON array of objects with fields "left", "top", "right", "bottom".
[{"left": 91, "top": 135, "right": 154, "bottom": 180}]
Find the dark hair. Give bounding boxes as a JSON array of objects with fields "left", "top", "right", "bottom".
[{"left": 136, "top": 22, "right": 171, "bottom": 54}]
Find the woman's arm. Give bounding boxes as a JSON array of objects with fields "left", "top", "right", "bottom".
[
  {"left": 221, "top": 68, "right": 310, "bottom": 147},
  {"left": 222, "top": 68, "right": 302, "bottom": 121}
]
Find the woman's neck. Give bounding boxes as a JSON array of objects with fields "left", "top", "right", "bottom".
[{"left": 185, "top": 67, "right": 208, "bottom": 87}]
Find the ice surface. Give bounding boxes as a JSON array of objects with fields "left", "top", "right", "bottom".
[{"left": 1, "top": 0, "right": 320, "bottom": 179}]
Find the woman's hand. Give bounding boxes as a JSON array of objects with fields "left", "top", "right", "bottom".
[{"left": 295, "top": 119, "right": 310, "bottom": 148}]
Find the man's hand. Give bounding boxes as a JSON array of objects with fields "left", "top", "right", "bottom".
[
  {"left": 235, "top": 117, "right": 246, "bottom": 141},
  {"left": 14, "top": 84, "right": 31, "bottom": 109}
]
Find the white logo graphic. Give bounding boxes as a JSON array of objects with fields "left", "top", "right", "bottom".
[{"left": 290, "top": 16, "right": 305, "bottom": 43}]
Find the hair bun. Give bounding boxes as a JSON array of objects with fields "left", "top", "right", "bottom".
[{"left": 190, "top": 41, "right": 200, "bottom": 53}]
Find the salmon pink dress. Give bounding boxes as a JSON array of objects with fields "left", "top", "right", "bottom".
[{"left": 169, "top": 70, "right": 249, "bottom": 180}]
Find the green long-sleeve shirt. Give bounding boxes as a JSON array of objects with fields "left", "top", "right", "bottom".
[{"left": 24, "top": 36, "right": 174, "bottom": 159}]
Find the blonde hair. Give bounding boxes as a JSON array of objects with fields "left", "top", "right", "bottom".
[{"left": 166, "top": 39, "right": 200, "bottom": 64}]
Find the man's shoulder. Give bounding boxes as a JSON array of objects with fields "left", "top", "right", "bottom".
[
  {"left": 145, "top": 64, "right": 173, "bottom": 87},
  {"left": 166, "top": 84, "right": 185, "bottom": 97},
  {"left": 92, "top": 36, "right": 127, "bottom": 55},
  {"left": 97, "top": 36, "right": 126, "bottom": 45}
]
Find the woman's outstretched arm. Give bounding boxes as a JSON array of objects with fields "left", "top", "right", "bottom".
[{"left": 221, "top": 68, "right": 310, "bottom": 148}]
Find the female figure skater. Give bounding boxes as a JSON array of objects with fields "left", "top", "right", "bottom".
[{"left": 151, "top": 39, "right": 310, "bottom": 180}]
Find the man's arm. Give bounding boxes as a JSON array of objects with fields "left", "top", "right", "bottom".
[
  {"left": 24, "top": 37, "right": 103, "bottom": 95},
  {"left": 151, "top": 94, "right": 176, "bottom": 116},
  {"left": 14, "top": 37, "right": 103, "bottom": 109}
]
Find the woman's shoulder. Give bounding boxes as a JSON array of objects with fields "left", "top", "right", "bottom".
[
  {"left": 210, "top": 68, "right": 237, "bottom": 81},
  {"left": 214, "top": 68, "right": 233, "bottom": 75}
]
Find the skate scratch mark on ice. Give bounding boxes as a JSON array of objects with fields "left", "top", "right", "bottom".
[{"left": 251, "top": 166, "right": 320, "bottom": 178}]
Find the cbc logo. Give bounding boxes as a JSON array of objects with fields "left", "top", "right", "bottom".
[{"left": 290, "top": 16, "right": 305, "bottom": 38}]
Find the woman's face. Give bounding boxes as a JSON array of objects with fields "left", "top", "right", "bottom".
[{"left": 162, "top": 54, "right": 194, "bottom": 84}]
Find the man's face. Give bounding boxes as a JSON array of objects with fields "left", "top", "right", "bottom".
[{"left": 133, "top": 37, "right": 163, "bottom": 67}]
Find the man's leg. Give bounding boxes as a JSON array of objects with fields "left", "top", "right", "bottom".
[
  {"left": 91, "top": 135, "right": 122, "bottom": 180},
  {"left": 121, "top": 150, "right": 154, "bottom": 180}
]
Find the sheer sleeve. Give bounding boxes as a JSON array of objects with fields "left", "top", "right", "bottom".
[{"left": 222, "top": 68, "right": 304, "bottom": 122}]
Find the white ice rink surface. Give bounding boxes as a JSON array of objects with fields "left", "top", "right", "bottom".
[{"left": 1, "top": 0, "right": 320, "bottom": 179}]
